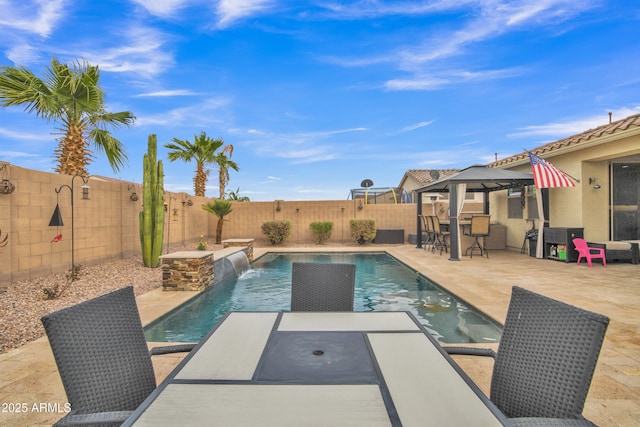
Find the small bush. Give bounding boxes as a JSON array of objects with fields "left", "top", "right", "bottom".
[
  {"left": 197, "top": 235, "right": 207, "bottom": 251},
  {"left": 261, "top": 220, "right": 291, "bottom": 245},
  {"left": 349, "top": 219, "right": 376, "bottom": 245},
  {"left": 310, "top": 222, "right": 333, "bottom": 244}
]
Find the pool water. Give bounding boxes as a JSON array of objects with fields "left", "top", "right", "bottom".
[{"left": 144, "top": 252, "right": 503, "bottom": 344}]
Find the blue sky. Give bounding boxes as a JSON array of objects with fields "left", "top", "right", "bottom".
[{"left": 0, "top": 1, "right": 639, "bottom": 201}]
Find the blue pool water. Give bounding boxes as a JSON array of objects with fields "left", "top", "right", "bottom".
[{"left": 144, "top": 252, "right": 503, "bottom": 344}]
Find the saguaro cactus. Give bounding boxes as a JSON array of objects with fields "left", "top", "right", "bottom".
[{"left": 140, "top": 134, "right": 165, "bottom": 267}]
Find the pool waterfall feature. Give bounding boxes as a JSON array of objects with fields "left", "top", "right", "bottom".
[
  {"left": 159, "top": 248, "right": 252, "bottom": 291},
  {"left": 213, "top": 251, "right": 250, "bottom": 285}
]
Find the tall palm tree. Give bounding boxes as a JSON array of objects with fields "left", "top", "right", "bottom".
[
  {"left": 164, "top": 132, "right": 224, "bottom": 197},
  {"left": 214, "top": 144, "right": 239, "bottom": 199},
  {"left": 0, "top": 58, "right": 135, "bottom": 176},
  {"left": 202, "top": 200, "right": 233, "bottom": 244}
]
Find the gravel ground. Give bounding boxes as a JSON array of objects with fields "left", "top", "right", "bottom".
[{"left": 0, "top": 241, "right": 224, "bottom": 354}]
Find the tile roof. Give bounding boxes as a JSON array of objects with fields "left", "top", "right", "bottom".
[
  {"left": 488, "top": 113, "right": 640, "bottom": 167},
  {"left": 402, "top": 169, "right": 459, "bottom": 185}
]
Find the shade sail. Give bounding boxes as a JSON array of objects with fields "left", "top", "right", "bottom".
[{"left": 416, "top": 165, "right": 534, "bottom": 193}]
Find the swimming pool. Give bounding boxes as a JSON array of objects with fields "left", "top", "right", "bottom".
[{"left": 144, "top": 252, "right": 503, "bottom": 344}]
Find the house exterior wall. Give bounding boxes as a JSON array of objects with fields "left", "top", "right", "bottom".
[{"left": 490, "top": 130, "right": 640, "bottom": 249}]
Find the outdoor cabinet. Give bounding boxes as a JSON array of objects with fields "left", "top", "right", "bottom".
[
  {"left": 485, "top": 224, "right": 506, "bottom": 250},
  {"left": 543, "top": 227, "right": 584, "bottom": 263}
]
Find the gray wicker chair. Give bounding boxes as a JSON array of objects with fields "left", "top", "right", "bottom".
[
  {"left": 290, "top": 262, "right": 356, "bottom": 311},
  {"left": 446, "top": 286, "right": 609, "bottom": 426},
  {"left": 41, "top": 286, "right": 195, "bottom": 426}
]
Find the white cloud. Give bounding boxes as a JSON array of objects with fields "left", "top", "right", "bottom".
[
  {"left": 135, "top": 97, "right": 232, "bottom": 127},
  {"left": 5, "top": 43, "right": 41, "bottom": 65},
  {"left": 508, "top": 107, "right": 640, "bottom": 138},
  {"left": 135, "top": 90, "right": 196, "bottom": 98},
  {"left": 0, "top": 0, "right": 66, "bottom": 37},
  {"left": 215, "top": 0, "right": 275, "bottom": 28},
  {"left": 79, "top": 25, "right": 174, "bottom": 78},
  {"left": 0, "top": 127, "right": 50, "bottom": 141},
  {"left": 131, "top": 0, "right": 191, "bottom": 18},
  {"left": 400, "top": 121, "right": 434, "bottom": 133}
]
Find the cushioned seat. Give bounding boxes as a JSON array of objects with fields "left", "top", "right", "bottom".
[{"left": 592, "top": 241, "right": 639, "bottom": 264}]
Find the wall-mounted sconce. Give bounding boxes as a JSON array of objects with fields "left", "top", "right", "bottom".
[
  {"left": 589, "top": 177, "right": 601, "bottom": 190},
  {"left": 276, "top": 200, "right": 282, "bottom": 212},
  {"left": 182, "top": 198, "right": 193, "bottom": 206},
  {"left": 357, "top": 200, "right": 364, "bottom": 210},
  {"left": 127, "top": 184, "right": 138, "bottom": 201},
  {"left": 172, "top": 208, "right": 179, "bottom": 220},
  {"left": 0, "top": 164, "right": 15, "bottom": 194}
]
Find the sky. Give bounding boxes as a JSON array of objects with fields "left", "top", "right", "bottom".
[{"left": 0, "top": 0, "right": 639, "bottom": 201}]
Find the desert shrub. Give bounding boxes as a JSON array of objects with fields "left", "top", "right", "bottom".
[
  {"left": 310, "top": 222, "right": 333, "bottom": 244},
  {"left": 261, "top": 220, "right": 291, "bottom": 245},
  {"left": 349, "top": 219, "right": 376, "bottom": 244}
]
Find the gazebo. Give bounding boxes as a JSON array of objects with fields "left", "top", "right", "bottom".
[{"left": 415, "top": 165, "right": 534, "bottom": 260}]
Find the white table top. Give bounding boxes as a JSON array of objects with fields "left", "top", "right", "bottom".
[{"left": 125, "top": 311, "right": 508, "bottom": 427}]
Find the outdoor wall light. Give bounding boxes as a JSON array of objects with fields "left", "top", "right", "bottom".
[
  {"left": 127, "top": 184, "right": 139, "bottom": 201},
  {"left": 357, "top": 200, "right": 364, "bottom": 210},
  {"left": 276, "top": 201, "right": 282, "bottom": 211},
  {"left": 81, "top": 185, "right": 90, "bottom": 200},
  {"left": 0, "top": 178, "right": 15, "bottom": 194},
  {"left": 182, "top": 198, "right": 193, "bottom": 206},
  {"left": 589, "top": 177, "right": 601, "bottom": 190},
  {"left": 0, "top": 164, "right": 15, "bottom": 194}
]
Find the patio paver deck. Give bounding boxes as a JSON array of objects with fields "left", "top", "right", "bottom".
[{"left": 1, "top": 245, "right": 638, "bottom": 426}]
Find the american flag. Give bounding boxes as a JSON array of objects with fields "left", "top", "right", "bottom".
[{"left": 528, "top": 152, "right": 575, "bottom": 188}]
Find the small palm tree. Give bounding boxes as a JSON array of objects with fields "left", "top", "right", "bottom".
[
  {"left": 202, "top": 200, "right": 233, "bottom": 244},
  {"left": 226, "top": 187, "right": 250, "bottom": 202},
  {"left": 165, "top": 132, "right": 224, "bottom": 197},
  {"left": 214, "top": 144, "right": 239, "bottom": 199},
  {"left": 0, "top": 58, "right": 135, "bottom": 176}
]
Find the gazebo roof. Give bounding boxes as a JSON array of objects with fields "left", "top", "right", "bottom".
[{"left": 415, "top": 165, "right": 534, "bottom": 193}]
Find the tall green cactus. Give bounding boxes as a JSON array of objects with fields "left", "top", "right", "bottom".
[{"left": 140, "top": 134, "right": 165, "bottom": 267}]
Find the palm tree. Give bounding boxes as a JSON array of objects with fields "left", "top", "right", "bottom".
[
  {"left": 226, "top": 187, "right": 250, "bottom": 202},
  {"left": 165, "top": 132, "right": 224, "bottom": 197},
  {"left": 0, "top": 58, "right": 135, "bottom": 176},
  {"left": 214, "top": 144, "right": 239, "bottom": 199},
  {"left": 202, "top": 200, "right": 233, "bottom": 244}
]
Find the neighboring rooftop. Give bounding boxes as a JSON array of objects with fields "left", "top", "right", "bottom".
[{"left": 400, "top": 169, "right": 459, "bottom": 186}]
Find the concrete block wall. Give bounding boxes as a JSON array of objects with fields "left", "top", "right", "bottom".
[{"left": 1, "top": 162, "right": 481, "bottom": 286}]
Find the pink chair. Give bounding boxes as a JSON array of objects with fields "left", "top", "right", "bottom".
[{"left": 572, "top": 238, "right": 606, "bottom": 267}]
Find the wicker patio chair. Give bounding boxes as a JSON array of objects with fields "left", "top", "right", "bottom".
[
  {"left": 446, "top": 286, "right": 609, "bottom": 426},
  {"left": 41, "top": 286, "right": 196, "bottom": 426},
  {"left": 291, "top": 262, "right": 356, "bottom": 311}
]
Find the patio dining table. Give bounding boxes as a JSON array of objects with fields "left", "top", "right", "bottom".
[{"left": 123, "top": 311, "right": 509, "bottom": 427}]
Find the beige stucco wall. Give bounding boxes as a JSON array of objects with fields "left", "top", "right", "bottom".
[{"left": 490, "top": 132, "right": 640, "bottom": 249}]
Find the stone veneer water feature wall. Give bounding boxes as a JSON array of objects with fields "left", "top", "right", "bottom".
[{"left": 159, "top": 241, "right": 253, "bottom": 291}]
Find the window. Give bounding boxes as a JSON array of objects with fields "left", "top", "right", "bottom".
[{"left": 508, "top": 187, "right": 524, "bottom": 219}]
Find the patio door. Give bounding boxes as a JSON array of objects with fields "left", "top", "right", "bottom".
[{"left": 611, "top": 162, "right": 640, "bottom": 240}]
